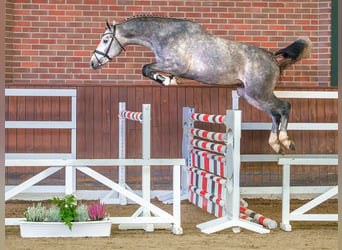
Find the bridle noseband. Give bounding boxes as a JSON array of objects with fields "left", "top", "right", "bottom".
[{"left": 93, "top": 25, "right": 126, "bottom": 66}]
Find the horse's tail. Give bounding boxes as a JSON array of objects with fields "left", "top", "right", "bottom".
[{"left": 275, "top": 37, "right": 312, "bottom": 72}]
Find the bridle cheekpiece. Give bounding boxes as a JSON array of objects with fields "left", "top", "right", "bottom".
[{"left": 93, "top": 21, "right": 126, "bottom": 66}]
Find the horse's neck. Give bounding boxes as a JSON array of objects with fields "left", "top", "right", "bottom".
[{"left": 117, "top": 20, "right": 156, "bottom": 49}]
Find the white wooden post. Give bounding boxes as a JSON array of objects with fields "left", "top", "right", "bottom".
[
  {"left": 225, "top": 109, "right": 242, "bottom": 232},
  {"left": 172, "top": 164, "right": 183, "bottom": 234},
  {"left": 69, "top": 91, "right": 77, "bottom": 194},
  {"left": 65, "top": 166, "right": 75, "bottom": 195},
  {"left": 181, "top": 107, "right": 194, "bottom": 198},
  {"left": 118, "top": 102, "right": 127, "bottom": 205},
  {"left": 232, "top": 90, "right": 239, "bottom": 110},
  {"left": 141, "top": 104, "right": 153, "bottom": 231},
  {"left": 281, "top": 163, "right": 291, "bottom": 231}
]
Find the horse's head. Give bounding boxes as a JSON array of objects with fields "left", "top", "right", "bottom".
[{"left": 90, "top": 21, "right": 126, "bottom": 69}]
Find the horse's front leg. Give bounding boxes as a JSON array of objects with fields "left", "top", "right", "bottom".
[
  {"left": 142, "top": 62, "right": 183, "bottom": 86},
  {"left": 152, "top": 73, "right": 177, "bottom": 86}
]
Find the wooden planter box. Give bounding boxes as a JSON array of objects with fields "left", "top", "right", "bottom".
[{"left": 20, "top": 220, "right": 112, "bottom": 238}]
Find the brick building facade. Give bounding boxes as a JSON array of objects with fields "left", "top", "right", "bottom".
[{"left": 5, "top": 0, "right": 332, "bottom": 87}]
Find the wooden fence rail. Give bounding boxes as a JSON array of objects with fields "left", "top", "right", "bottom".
[{"left": 5, "top": 85, "right": 337, "bottom": 194}]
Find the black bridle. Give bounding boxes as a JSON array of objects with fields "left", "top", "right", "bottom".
[{"left": 93, "top": 25, "right": 126, "bottom": 66}]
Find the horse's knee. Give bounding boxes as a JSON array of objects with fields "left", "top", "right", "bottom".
[
  {"left": 237, "top": 87, "right": 245, "bottom": 97},
  {"left": 142, "top": 64, "right": 150, "bottom": 77}
]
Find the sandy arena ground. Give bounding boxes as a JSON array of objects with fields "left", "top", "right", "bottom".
[{"left": 5, "top": 199, "right": 338, "bottom": 250}]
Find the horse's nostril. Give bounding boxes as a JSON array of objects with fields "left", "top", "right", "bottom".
[{"left": 90, "top": 61, "right": 96, "bottom": 69}]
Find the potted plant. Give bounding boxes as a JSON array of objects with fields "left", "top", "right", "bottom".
[{"left": 20, "top": 194, "right": 112, "bottom": 238}]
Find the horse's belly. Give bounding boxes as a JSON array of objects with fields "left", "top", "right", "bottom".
[{"left": 186, "top": 63, "right": 242, "bottom": 85}]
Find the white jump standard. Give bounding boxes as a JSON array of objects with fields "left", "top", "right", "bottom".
[
  {"left": 114, "top": 102, "right": 184, "bottom": 234},
  {"left": 182, "top": 107, "right": 274, "bottom": 234}
]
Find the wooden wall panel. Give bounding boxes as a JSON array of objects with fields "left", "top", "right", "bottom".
[{"left": 5, "top": 85, "right": 338, "bottom": 189}]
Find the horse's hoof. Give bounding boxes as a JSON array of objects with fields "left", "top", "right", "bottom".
[
  {"left": 289, "top": 142, "right": 296, "bottom": 151},
  {"left": 153, "top": 73, "right": 170, "bottom": 86},
  {"left": 170, "top": 77, "right": 178, "bottom": 85},
  {"left": 278, "top": 148, "right": 285, "bottom": 155}
]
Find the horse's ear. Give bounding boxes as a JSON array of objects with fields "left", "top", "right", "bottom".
[
  {"left": 105, "top": 20, "right": 111, "bottom": 30},
  {"left": 112, "top": 20, "right": 116, "bottom": 26}
]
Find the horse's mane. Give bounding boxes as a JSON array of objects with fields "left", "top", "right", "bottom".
[{"left": 118, "top": 15, "right": 186, "bottom": 24}]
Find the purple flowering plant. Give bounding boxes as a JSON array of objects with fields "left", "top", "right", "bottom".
[{"left": 88, "top": 199, "right": 105, "bottom": 221}]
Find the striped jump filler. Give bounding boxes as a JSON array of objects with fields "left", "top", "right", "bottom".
[
  {"left": 182, "top": 107, "right": 274, "bottom": 234},
  {"left": 190, "top": 128, "right": 226, "bottom": 142},
  {"left": 119, "top": 110, "right": 143, "bottom": 122},
  {"left": 191, "top": 113, "right": 225, "bottom": 124},
  {"left": 190, "top": 139, "right": 227, "bottom": 154}
]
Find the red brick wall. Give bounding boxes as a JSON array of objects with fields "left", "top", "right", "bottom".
[{"left": 5, "top": 0, "right": 331, "bottom": 86}]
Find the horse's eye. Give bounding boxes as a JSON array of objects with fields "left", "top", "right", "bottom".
[{"left": 103, "top": 39, "right": 108, "bottom": 44}]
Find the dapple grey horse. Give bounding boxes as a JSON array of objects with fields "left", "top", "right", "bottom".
[{"left": 90, "top": 16, "right": 311, "bottom": 154}]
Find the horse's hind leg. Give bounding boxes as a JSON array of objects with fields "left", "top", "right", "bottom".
[
  {"left": 269, "top": 100, "right": 295, "bottom": 154},
  {"left": 278, "top": 101, "right": 295, "bottom": 151},
  {"left": 238, "top": 87, "right": 295, "bottom": 154},
  {"left": 269, "top": 114, "right": 282, "bottom": 153}
]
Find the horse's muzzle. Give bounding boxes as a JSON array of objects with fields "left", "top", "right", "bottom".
[
  {"left": 90, "top": 56, "right": 102, "bottom": 70},
  {"left": 90, "top": 60, "right": 98, "bottom": 70}
]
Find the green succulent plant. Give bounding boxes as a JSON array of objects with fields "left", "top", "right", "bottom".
[
  {"left": 76, "top": 204, "right": 89, "bottom": 222},
  {"left": 24, "top": 202, "right": 48, "bottom": 222},
  {"left": 46, "top": 205, "right": 62, "bottom": 222}
]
